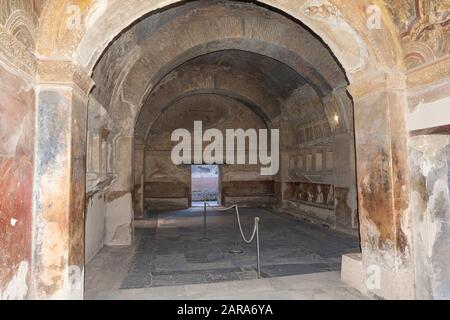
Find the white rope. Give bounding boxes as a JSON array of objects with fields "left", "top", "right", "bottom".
[{"left": 214, "top": 204, "right": 259, "bottom": 244}]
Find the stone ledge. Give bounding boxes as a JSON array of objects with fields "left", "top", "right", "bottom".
[
  {"left": 407, "top": 56, "right": 450, "bottom": 89},
  {"left": 341, "top": 253, "right": 367, "bottom": 296},
  {"left": 145, "top": 197, "right": 189, "bottom": 210}
]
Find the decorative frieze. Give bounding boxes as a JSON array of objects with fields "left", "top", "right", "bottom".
[
  {"left": 348, "top": 71, "right": 407, "bottom": 100},
  {"left": 36, "top": 59, "right": 95, "bottom": 96},
  {"left": 347, "top": 73, "right": 387, "bottom": 100},
  {"left": 0, "top": 25, "right": 36, "bottom": 77},
  {"left": 0, "top": 28, "right": 95, "bottom": 96},
  {"left": 407, "top": 56, "right": 450, "bottom": 89}
]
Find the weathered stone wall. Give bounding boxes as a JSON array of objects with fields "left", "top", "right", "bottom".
[
  {"left": 276, "top": 85, "right": 357, "bottom": 233},
  {"left": 0, "top": 0, "right": 41, "bottom": 300},
  {"left": 143, "top": 94, "right": 270, "bottom": 211}
]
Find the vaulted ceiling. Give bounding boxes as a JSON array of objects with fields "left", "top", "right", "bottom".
[{"left": 90, "top": 0, "right": 347, "bottom": 138}]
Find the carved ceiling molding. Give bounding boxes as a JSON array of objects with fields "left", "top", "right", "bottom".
[
  {"left": 0, "top": 24, "right": 36, "bottom": 77},
  {"left": 36, "top": 59, "right": 95, "bottom": 96},
  {"left": 347, "top": 71, "right": 407, "bottom": 100},
  {"left": 406, "top": 55, "right": 450, "bottom": 88}
]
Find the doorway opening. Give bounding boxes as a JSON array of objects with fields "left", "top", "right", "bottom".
[{"left": 191, "top": 165, "right": 220, "bottom": 207}]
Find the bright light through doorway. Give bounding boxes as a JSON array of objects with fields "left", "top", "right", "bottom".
[{"left": 191, "top": 165, "right": 219, "bottom": 207}]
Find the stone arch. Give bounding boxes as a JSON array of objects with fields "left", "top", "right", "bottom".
[
  {"left": 37, "top": 0, "right": 403, "bottom": 78},
  {"left": 133, "top": 59, "right": 289, "bottom": 141},
  {"left": 33, "top": 0, "right": 419, "bottom": 300},
  {"left": 142, "top": 90, "right": 273, "bottom": 143},
  {"left": 115, "top": 3, "right": 344, "bottom": 106},
  {"left": 88, "top": 1, "right": 358, "bottom": 133}
]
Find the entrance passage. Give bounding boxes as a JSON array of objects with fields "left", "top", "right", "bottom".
[{"left": 191, "top": 165, "right": 219, "bottom": 206}]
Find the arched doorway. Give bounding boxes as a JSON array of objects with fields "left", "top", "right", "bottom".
[{"left": 30, "top": 0, "right": 415, "bottom": 300}]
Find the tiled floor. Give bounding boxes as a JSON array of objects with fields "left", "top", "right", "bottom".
[{"left": 85, "top": 207, "right": 361, "bottom": 299}]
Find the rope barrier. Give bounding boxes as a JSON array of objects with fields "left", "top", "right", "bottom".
[
  {"left": 208, "top": 203, "right": 262, "bottom": 279},
  {"left": 216, "top": 205, "right": 259, "bottom": 244}
]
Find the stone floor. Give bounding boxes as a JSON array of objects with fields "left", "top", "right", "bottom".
[
  {"left": 85, "top": 207, "right": 361, "bottom": 299},
  {"left": 90, "top": 271, "right": 368, "bottom": 300}
]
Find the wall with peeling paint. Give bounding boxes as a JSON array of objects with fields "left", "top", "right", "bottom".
[
  {"left": 409, "top": 134, "right": 450, "bottom": 300},
  {"left": 0, "top": 64, "right": 34, "bottom": 300}
]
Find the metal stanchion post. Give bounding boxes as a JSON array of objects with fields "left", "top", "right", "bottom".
[
  {"left": 199, "top": 200, "right": 211, "bottom": 242},
  {"left": 255, "top": 217, "right": 261, "bottom": 279},
  {"left": 217, "top": 205, "right": 262, "bottom": 275},
  {"left": 229, "top": 208, "right": 243, "bottom": 254}
]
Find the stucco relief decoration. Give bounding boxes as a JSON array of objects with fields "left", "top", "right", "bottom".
[
  {"left": 67, "top": 0, "right": 108, "bottom": 50},
  {"left": 85, "top": 0, "right": 108, "bottom": 29},
  {"left": 301, "top": 0, "right": 369, "bottom": 72},
  {"left": 4, "top": 9, "right": 37, "bottom": 48},
  {"left": 391, "top": 0, "right": 450, "bottom": 69},
  {"left": 39, "top": 0, "right": 107, "bottom": 57},
  {"left": 0, "top": 3, "right": 39, "bottom": 75}
]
